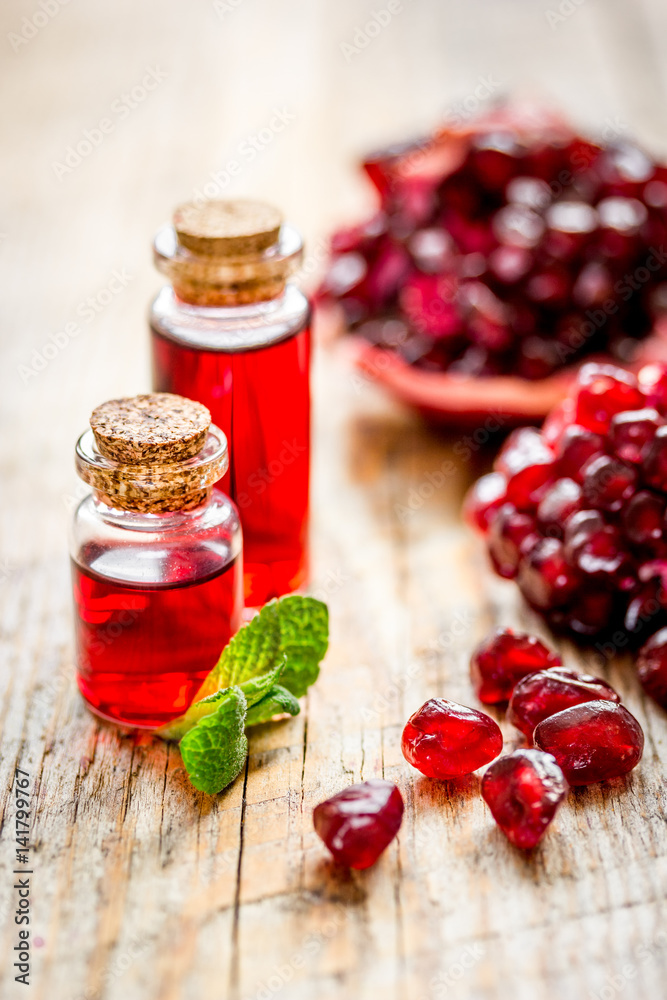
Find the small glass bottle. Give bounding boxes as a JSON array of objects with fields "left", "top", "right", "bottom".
[
  {"left": 70, "top": 393, "right": 243, "bottom": 729},
  {"left": 149, "top": 199, "right": 310, "bottom": 608}
]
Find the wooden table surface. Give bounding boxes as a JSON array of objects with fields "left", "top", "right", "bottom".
[{"left": 2, "top": 1, "right": 667, "bottom": 997}]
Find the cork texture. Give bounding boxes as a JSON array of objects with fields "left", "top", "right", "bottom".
[
  {"left": 90, "top": 394, "right": 211, "bottom": 465},
  {"left": 173, "top": 199, "right": 282, "bottom": 257}
]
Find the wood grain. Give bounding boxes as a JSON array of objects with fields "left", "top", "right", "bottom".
[{"left": 1, "top": 0, "right": 667, "bottom": 997}]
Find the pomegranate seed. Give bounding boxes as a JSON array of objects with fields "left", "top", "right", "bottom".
[
  {"left": 581, "top": 454, "right": 637, "bottom": 512},
  {"left": 487, "top": 504, "right": 538, "bottom": 579},
  {"left": 470, "top": 627, "right": 561, "bottom": 704},
  {"left": 555, "top": 425, "right": 606, "bottom": 482},
  {"left": 639, "top": 363, "right": 667, "bottom": 414},
  {"left": 508, "top": 666, "right": 620, "bottom": 737},
  {"left": 517, "top": 536, "right": 580, "bottom": 609},
  {"left": 464, "top": 472, "right": 507, "bottom": 531},
  {"left": 497, "top": 428, "right": 556, "bottom": 511},
  {"left": 610, "top": 408, "right": 662, "bottom": 463},
  {"left": 534, "top": 701, "right": 644, "bottom": 784},
  {"left": 623, "top": 491, "right": 666, "bottom": 546},
  {"left": 642, "top": 425, "right": 667, "bottom": 492},
  {"left": 313, "top": 780, "right": 404, "bottom": 869},
  {"left": 481, "top": 749, "right": 568, "bottom": 849},
  {"left": 401, "top": 699, "right": 502, "bottom": 778},
  {"left": 575, "top": 365, "right": 644, "bottom": 434},
  {"left": 636, "top": 627, "right": 667, "bottom": 709},
  {"left": 537, "top": 478, "right": 582, "bottom": 536}
]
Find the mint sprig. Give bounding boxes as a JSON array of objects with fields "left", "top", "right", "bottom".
[{"left": 158, "top": 596, "right": 328, "bottom": 794}]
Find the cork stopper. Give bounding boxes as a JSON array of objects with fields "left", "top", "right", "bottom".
[
  {"left": 173, "top": 199, "right": 282, "bottom": 258},
  {"left": 90, "top": 394, "right": 211, "bottom": 465},
  {"left": 77, "top": 393, "right": 228, "bottom": 513}
]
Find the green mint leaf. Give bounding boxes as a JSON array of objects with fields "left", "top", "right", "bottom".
[
  {"left": 194, "top": 601, "right": 281, "bottom": 701},
  {"left": 245, "top": 684, "right": 301, "bottom": 727},
  {"left": 277, "top": 596, "right": 329, "bottom": 698},
  {"left": 179, "top": 687, "right": 248, "bottom": 795},
  {"left": 238, "top": 658, "right": 286, "bottom": 707}
]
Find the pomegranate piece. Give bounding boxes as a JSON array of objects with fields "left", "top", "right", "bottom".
[
  {"left": 642, "top": 425, "right": 667, "bottom": 492},
  {"left": 581, "top": 454, "right": 637, "bottom": 512},
  {"left": 481, "top": 749, "right": 568, "bottom": 848},
  {"left": 517, "top": 536, "right": 580, "bottom": 609},
  {"left": 313, "top": 779, "right": 404, "bottom": 869},
  {"left": 636, "top": 627, "right": 667, "bottom": 708},
  {"left": 401, "top": 698, "right": 502, "bottom": 779},
  {"left": 609, "top": 408, "right": 662, "bottom": 464},
  {"left": 508, "top": 666, "right": 620, "bottom": 738},
  {"left": 464, "top": 472, "right": 507, "bottom": 531},
  {"left": 497, "top": 428, "right": 556, "bottom": 511},
  {"left": 534, "top": 701, "right": 644, "bottom": 784},
  {"left": 487, "top": 505, "right": 538, "bottom": 579},
  {"left": 470, "top": 627, "right": 561, "bottom": 704},
  {"left": 555, "top": 425, "right": 605, "bottom": 483},
  {"left": 536, "top": 478, "right": 582, "bottom": 536},
  {"left": 575, "top": 365, "right": 644, "bottom": 434}
]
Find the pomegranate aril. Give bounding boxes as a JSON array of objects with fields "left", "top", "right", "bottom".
[
  {"left": 517, "top": 536, "right": 580, "bottom": 610},
  {"left": 401, "top": 698, "right": 502, "bottom": 779},
  {"left": 487, "top": 504, "right": 537, "bottom": 579},
  {"left": 470, "top": 627, "right": 561, "bottom": 705},
  {"left": 555, "top": 425, "right": 606, "bottom": 482},
  {"left": 537, "top": 478, "right": 582, "bottom": 536},
  {"left": 497, "top": 428, "right": 556, "bottom": 511},
  {"left": 313, "top": 780, "right": 404, "bottom": 869},
  {"left": 533, "top": 700, "right": 644, "bottom": 785},
  {"left": 581, "top": 454, "right": 637, "bottom": 512},
  {"left": 636, "top": 627, "right": 667, "bottom": 709},
  {"left": 638, "top": 363, "right": 667, "bottom": 414},
  {"left": 642, "top": 425, "right": 667, "bottom": 492},
  {"left": 610, "top": 408, "right": 662, "bottom": 464},
  {"left": 481, "top": 749, "right": 568, "bottom": 849},
  {"left": 464, "top": 472, "right": 507, "bottom": 532},
  {"left": 623, "top": 491, "right": 666, "bottom": 547},
  {"left": 508, "top": 666, "right": 620, "bottom": 738},
  {"left": 575, "top": 364, "right": 645, "bottom": 434}
]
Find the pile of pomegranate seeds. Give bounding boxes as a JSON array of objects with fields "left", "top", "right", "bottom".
[
  {"left": 481, "top": 749, "right": 568, "bottom": 848},
  {"left": 508, "top": 666, "right": 620, "bottom": 737},
  {"left": 467, "top": 362, "right": 667, "bottom": 639},
  {"left": 401, "top": 698, "right": 502, "bottom": 778},
  {"left": 313, "top": 779, "right": 404, "bottom": 869},
  {"left": 317, "top": 107, "right": 667, "bottom": 383},
  {"left": 636, "top": 627, "right": 667, "bottom": 708},
  {"left": 470, "top": 627, "right": 561, "bottom": 703}
]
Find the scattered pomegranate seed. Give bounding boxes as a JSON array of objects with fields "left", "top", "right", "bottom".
[
  {"left": 637, "top": 627, "right": 667, "bottom": 709},
  {"left": 470, "top": 362, "right": 667, "bottom": 638},
  {"left": 470, "top": 628, "right": 561, "bottom": 704},
  {"left": 313, "top": 779, "right": 404, "bottom": 869},
  {"left": 401, "top": 698, "right": 502, "bottom": 779},
  {"left": 508, "top": 667, "right": 620, "bottom": 738},
  {"left": 533, "top": 700, "right": 644, "bottom": 784},
  {"left": 481, "top": 749, "right": 568, "bottom": 848}
]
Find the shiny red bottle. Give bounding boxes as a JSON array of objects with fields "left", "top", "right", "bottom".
[{"left": 150, "top": 200, "right": 310, "bottom": 607}]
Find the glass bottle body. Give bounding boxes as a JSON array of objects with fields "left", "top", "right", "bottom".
[
  {"left": 150, "top": 284, "right": 310, "bottom": 607},
  {"left": 70, "top": 489, "right": 243, "bottom": 728}
]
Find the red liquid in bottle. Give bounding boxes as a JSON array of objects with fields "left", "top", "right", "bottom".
[
  {"left": 151, "top": 327, "right": 310, "bottom": 607},
  {"left": 72, "top": 552, "right": 242, "bottom": 728}
]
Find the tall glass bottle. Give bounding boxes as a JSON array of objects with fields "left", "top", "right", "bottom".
[{"left": 150, "top": 199, "right": 310, "bottom": 608}]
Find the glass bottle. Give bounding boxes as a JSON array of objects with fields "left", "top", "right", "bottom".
[
  {"left": 70, "top": 393, "right": 243, "bottom": 729},
  {"left": 149, "top": 199, "right": 310, "bottom": 608}
]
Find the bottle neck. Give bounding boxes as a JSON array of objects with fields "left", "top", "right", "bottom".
[{"left": 90, "top": 489, "right": 214, "bottom": 531}]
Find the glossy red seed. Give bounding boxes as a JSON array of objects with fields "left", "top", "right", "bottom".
[
  {"left": 623, "top": 491, "right": 666, "bottom": 547},
  {"left": 636, "top": 627, "right": 667, "bottom": 709},
  {"left": 555, "top": 424, "right": 606, "bottom": 482},
  {"left": 642, "top": 425, "right": 667, "bottom": 492},
  {"left": 581, "top": 454, "right": 637, "bottom": 512},
  {"left": 481, "top": 749, "right": 568, "bottom": 849},
  {"left": 575, "top": 364, "right": 645, "bottom": 434},
  {"left": 609, "top": 408, "right": 661, "bottom": 464},
  {"left": 537, "top": 478, "right": 582, "bottom": 536},
  {"left": 313, "top": 780, "right": 404, "bottom": 869},
  {"left": 497, "top": 428, "right": 556, "bottom": 511},
  {"left": 534, "top": 701, "right": 644, "bottom": 785},
  {"left": 464, "top": 472, "right": 507, "bottom": 531},
  {"left": 470, "top": 628, "right": 561, "bottom": 704},
  {"left": 517, "top": 536, "right": 580, "bottom": 609},
  {"left": 639, "top": 363, "right": 667, "bottom": 414},
  {"left": 401, "top": 698, "right": 502, "bottom": 778},
  {"left": 508, "top": 666, "right": 620, "bottom": 737},
  {"left": 487, "top": 504, "right": 538, "bottom": 579}
]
